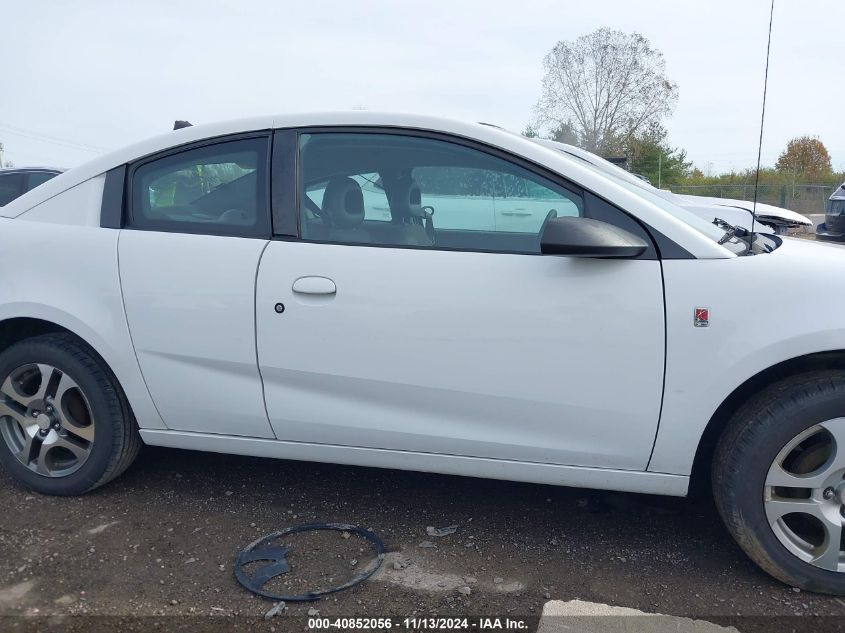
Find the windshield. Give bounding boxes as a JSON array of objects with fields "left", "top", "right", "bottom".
[
  {"left": 538, "top": 143, "right": 746, "bottom": 252},
  {"left": 567, "top": 153, "right": 744, "bottom": 244},
  {"left": 559, "top": 144, "right": 655, "bottom": 188}
]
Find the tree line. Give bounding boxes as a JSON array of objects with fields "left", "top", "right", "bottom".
[{"left": 526, "top": 29, "right": 843, "bottom": 189}]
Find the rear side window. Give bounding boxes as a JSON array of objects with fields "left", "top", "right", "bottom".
[
  {"left": 26, "top": 171, "right": 58, "bottom": 190},
  {"left": 129, "top": 137, "right": 270, "bottom": 237},
  {"left": 0, "top": 173, "right": 25, "bottom": 206}
]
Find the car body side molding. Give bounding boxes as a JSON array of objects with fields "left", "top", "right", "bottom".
[{"left": 140, "top": 429, "right": 690, "bottom": 496}]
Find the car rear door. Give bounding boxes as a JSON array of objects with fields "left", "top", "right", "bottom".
[
  {"left": 254, "top": 130, "right": 666, "bottom": 470},
  {"left": 118, "top": 134, "right": 276, "bottom": 438}
]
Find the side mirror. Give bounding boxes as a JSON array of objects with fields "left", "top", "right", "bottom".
[{"left": 540, "top": 217, "right": 648, "bottom": 258}]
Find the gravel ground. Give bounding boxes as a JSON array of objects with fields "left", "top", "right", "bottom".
[{"left": 1, "top": 446, "right": 844, "bottom": 632}]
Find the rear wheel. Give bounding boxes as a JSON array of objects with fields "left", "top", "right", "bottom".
[
  {"left": 713, "top": 371, "right": 845, "bottom": 594},
  {"left": 0, "top": 333, "right": 140, "bottom": 495}
]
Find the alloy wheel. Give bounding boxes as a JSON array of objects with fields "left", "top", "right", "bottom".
[
  {"left": 0, "top": 363, "right": 95, "bottom": 477},
  {"left": 764, "top": 418, "right": 845, "bottom": 572}
]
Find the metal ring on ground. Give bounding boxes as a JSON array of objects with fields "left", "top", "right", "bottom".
[{"left": 234, "top": 523, "right": 385, "bottom": 602}]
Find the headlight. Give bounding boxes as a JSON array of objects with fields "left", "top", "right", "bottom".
[{"left": 827, "top": 199, "right": 845, "bottom": 216}]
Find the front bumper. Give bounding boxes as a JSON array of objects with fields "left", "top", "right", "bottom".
[{"left": 816, "top": 221, "right": 845, "bottom": 241}]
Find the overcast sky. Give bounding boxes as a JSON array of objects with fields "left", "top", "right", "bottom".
[{"left": 2, "top": 0, "right": 843, "bottom": 174}]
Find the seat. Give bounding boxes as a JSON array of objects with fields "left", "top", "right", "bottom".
[
  {"left": 381, "top": 175, "right": 434, "bottom": 246},
  {"left": 319, "top": 177, "right": 371, "bottom": 243}
]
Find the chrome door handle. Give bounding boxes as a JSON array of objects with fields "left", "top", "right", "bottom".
[
  {"left": 292, "top": 276, "right": 337, "bottom": 295},
  {"left": 501, "top": 210, "right": 533, "bottom": 216}
]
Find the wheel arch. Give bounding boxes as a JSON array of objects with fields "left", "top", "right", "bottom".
[
  {"left": 689, "top": 349, "right": 845, "bottom": 494},
  {"left": 0, "top": 312, "right": 166, "bottom": 431},
  {"left": 0, "top": 317, "right": 76, "bottom": 353},
  {"left": 0, "top": 316, "right": 114, "bottom": 369}
]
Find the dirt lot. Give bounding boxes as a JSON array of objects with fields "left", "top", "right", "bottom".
[{"left": 1, "top": 446, "right": 844, "bottom": 632}]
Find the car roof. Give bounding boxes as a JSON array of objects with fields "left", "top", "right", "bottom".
[
  {"left": 4, "top": 111, "right": 579, "bottom": 217},
  {"left": 0, "top": 111, "right": 731, "bottom": 259}
]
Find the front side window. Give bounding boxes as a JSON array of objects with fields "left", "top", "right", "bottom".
[
  {"left": 130, "top": 137, "right": 268, "bottom": 236},
  {"left": 298, "top": 133, "right": 583, "bottom": 253}
]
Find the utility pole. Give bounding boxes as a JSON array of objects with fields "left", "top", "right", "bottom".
[
  {"left": 0, "top": 142, "right": 4, "bottom": 168},
  {"left": 658, "top": 154, "right": 662, "bottom": 189}
]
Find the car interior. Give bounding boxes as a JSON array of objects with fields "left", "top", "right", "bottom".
[{"left": 137, "top": 150, "right": 260, "bottom": 227}]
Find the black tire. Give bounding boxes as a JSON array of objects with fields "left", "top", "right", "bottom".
[
  {"left": 0, "top": 333, "right": 140, "bottom": 495},
  {"left": 713, "top": 370, "right": 845, "bottom": 594}
]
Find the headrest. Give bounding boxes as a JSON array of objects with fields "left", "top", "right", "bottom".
[
  {"left": 388, "top": 175, "right": 423, "bottom": 222},
  {"left": 322, "top": 177, "right": 365, "bottom": 228}
]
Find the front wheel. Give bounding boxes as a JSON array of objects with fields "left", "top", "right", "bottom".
[
  {"left": 713, "top": 371, "right": 845, "bottom": 594},
  {"left": 0, "top": 333, "right": 140, "bottom": 495}
]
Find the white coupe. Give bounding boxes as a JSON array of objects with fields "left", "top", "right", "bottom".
[{"left": 1, "top": 113, "right": 844, "bottom": 594}]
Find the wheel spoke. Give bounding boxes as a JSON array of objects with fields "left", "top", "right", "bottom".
[
  {"left": 52, "top": 374, "right": 94, "bottom": 442},
  {"left": 13, "top": 424, "right": 39, "bottom": 465},
  {"left": 811, "top": 522, "right": 843, "bottom": 571},
  {"left": 765, "top": 497, "right": 826, "bottom": 522},
  {"left": 50, "top": 435, "right": 89, "bottom": 461},
  {"left": 34, "top": 434, "right": 90, "bottom": 476},
  {"left": 51, "top": 372, "right": 76, "bottom": 405},
  {"left": 765, "top": 464, "right": 830, "bottom": 490},
  {"left": 59, "top": 415, "right": 94, "bottom": 442},
  {"left": 0, "top": 364, "right": 56, "bottom": 409},
  {"left": 0, "top": 398, "right": 27, "bottom": 424},
  {"left": 33, "top": 440, "right": 51, "bottom": 476},
  {"left": 819, "top": 418, "right": 845, "bottom": 472}
]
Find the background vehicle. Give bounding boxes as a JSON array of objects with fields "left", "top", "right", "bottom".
[
  {"left": 816, "top": 182, "right": 845, "bottom": 241},
  {"left": 0, "top": 167, "right": 63, "bottom": 206},
  {"left": 535, "top": 139, "right": 812, "bottom": 235},
  {"left": 0, "top": 113, "right": 844, "bottom": 594}
]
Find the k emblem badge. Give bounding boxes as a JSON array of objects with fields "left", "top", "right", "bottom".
[{"left": 694, "top": 307, "right": 710, "bottom": 328}]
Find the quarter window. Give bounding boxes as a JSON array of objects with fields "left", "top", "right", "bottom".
[
  {"left": 130, "top": 137, "right": 269, "bottom": 237},
  {"left": 0, "top": 173, "right": 25, "bottom": 206},
  {"left": 26, "top": 171, "right": 58, "bottom": 189},
  {"left": 298, "top": 133, "right": 583, "bottom": 253}
]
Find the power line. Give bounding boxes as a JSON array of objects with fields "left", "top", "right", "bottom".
[{"left": 0, "top": 122, "right": 112, "bottom": 153}]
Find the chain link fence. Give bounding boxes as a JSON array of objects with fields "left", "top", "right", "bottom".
[{"left": 669, "top": 184, "right": 836, "bottom": 215}]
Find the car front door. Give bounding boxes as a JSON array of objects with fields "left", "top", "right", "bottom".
[{"left": 256, "top": 130, "right": 665, "bottom": 470}]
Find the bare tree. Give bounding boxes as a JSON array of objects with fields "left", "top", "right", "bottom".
[{"left": 534, "top": 29, "right": 678, "bottom": 154}]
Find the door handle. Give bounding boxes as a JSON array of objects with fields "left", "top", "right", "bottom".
[
  {"left": 292, "top": 276, "right": 337, "bottom": 295},
  {"left": 501, "top": 210, "right": 533, "bottom": 217}
]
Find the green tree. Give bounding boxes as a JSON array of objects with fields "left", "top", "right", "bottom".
[
  {"left": 775, "top": 136, "right": 832, "bottom": 182},
  {"left": 521, "top": 124, "right": 539, "bottom": 139},
  {"left": 547, "top": 121, "right": 579, "bottom": 146},
  {"left": 622, "top": 123, "right": 691, "bottom": 187}
]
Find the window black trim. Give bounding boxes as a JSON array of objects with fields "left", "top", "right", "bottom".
[
  {"left": 583, "top": 192, "right": 657, "bottom": 260},
  {"left": 272, "top": 125, "right": 691, "bottom": 259},
  {"left": 271, "top": 130, "right": 298, "bottom": 237},
  {"left": 100, "top": 166, "right": 126, "bottom": 229},
  {"left": 124, "top": 132, "right": 273, "bottom": 239}
]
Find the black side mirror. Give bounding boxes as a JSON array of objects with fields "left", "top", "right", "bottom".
[{"left": 540, "top": 217, "right": 648, "bottom": 258}]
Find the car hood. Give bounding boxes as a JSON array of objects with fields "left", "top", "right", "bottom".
[
  {"left": 674, "top": 194, "right": 811, "bottom": 227},
  {"left": 673, "top": 199, "right": 775, "bottom": 235}
]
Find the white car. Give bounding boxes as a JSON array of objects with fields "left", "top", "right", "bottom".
[
  {"left": 0, "top": 113, "right": 844, "bottom": 594},
  {"left": 536, "top": 139, "right": 813, "bottom": 235}
]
